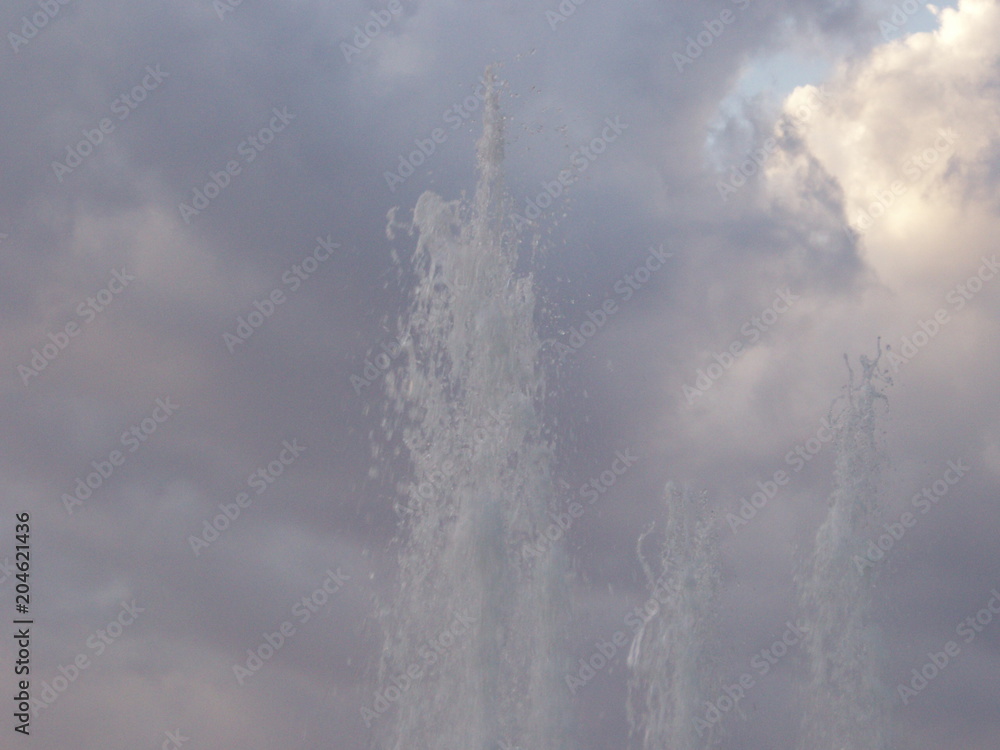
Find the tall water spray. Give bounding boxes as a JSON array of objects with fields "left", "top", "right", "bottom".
[
  {"left": 796, "top": 342, "right": 892, "bottom": 750},
  {"left": 375, "top": 68, "right": 571, "bottom": 750},
  {"left": 626, "top": 483, "right": 720, "bottom": 750}
]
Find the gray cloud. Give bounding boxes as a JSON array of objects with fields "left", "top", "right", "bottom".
[{"left": 2, "top": 1, "right": 996, "bottom": 749}]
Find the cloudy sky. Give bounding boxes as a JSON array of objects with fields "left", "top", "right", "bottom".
[{"left": 2, "top": 0, "right": 999, "bottom": 748}]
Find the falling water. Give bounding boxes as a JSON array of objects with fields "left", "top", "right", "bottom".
[
  {"left": 369, "top": 62, "right": 898, "bottom": 750},
  {"left": 626, "top": 482, "right": 720, "bottom": 750},
  {"left": 796, "top": 341, "right": 892, "bottom": 750},
  {"left": 375, "top": 68, "right": 571, "bottom": 750}
]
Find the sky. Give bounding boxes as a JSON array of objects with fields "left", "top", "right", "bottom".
[{"left": 0, "top": 0, "right": 998, "bottom": 748}]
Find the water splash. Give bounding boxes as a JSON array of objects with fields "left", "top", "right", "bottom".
[
  {"left": 627, "top": 482, "right": 720, "bottom": 750},
  {"left": 796, "top": 340, "right": 893, "bottom": 750},
  {"left": 376, "top": 68, "right": 571, "bottom": 750}
]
